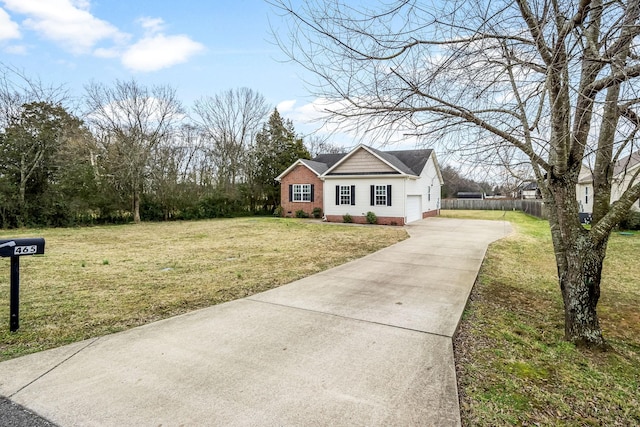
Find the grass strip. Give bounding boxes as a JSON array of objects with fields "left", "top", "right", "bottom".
[{"left": 446, "top": 210, "right": 640, "bottom": 425}]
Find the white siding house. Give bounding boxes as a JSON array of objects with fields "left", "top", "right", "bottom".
[
  {"left": 279, "top": 144, "right": 443, "bottom": 225},
  {"left": 576, "top": 152, "right": 640, "bottom": 215}
]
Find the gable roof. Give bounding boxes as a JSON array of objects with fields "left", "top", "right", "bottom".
[
  {"left": 320, "top": 144, "right": 434, "bottom": 177},
  {"left": 311, "top": 153, "right": 345, "bottom": 170},
  {"left": 521, "top": 181, "right": 539, "bottom": 191},
  {"left": 576, "top": 153, "right": 640, "bottom": 184},
  {"left": 613, "top": 151, "right": 640, "bottom": 177},
  {"left": 578, "top": 164, "right": 593, "bottom": 184},
  {"left": 299, "top": 159, "right": 330, "bottom": 175},
  {"left": 277, "top": 144, "right": 438, "bottom": 181},
  {"left": 377, "top": 148, "right": 434, "bottom": 176},
  {"left": 275, "top": 159, "right": 321, "bottom": 181}
]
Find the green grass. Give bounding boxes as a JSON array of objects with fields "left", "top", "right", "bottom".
[
  {"left": 0, "top": 217, "right": 407, "bottom": 361},
  {"left": 444, "top": 210, "right": 640, "bottom": 425}
]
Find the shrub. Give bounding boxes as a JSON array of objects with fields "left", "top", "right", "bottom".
[
  {"left": 312, "top": 207, "right": 323, "bottom": 219},
  {"left": 343, "top": 213, "right": 353, "bottom": 223},
  {"left": 365, "top": 211, "right": 377, "bottom": 224},
  {"left": 619, "top": 210, "right": 640, "bottom": 230},
  {"left": 274, "top": 206, "right": 284, "bottom": 217},
  {"left": 295, "top": 209, "right": 310, "bottom": 218},
  {"left": 198, "top": 193, "right": 247, "bottom": 218}
]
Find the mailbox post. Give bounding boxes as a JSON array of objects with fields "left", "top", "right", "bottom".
[{"left": 0, "top": 238, "right": 45, "bottom": 332}]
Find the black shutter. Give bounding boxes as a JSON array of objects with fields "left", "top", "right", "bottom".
[
  {"left": 289, "top": 185, "right": 293, "bottom": 202},
  {"left": 387, "top": 185, "right": 392, "bottom": 206},
  {"left": 370, "top": 185, "right": 375, "bottom": 206},
  {"left": 335, "top": 185, "right": 340, "bottom": 205},
  {"left": 310, "top": 184, "right": 315, "bottom": 202},
  {"left": 351, "top": 185, "right": 356, "bottom": 205}
]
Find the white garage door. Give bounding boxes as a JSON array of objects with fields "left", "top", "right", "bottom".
[{"left": 406, "top": 195, "right": 422, "bottom": 223}]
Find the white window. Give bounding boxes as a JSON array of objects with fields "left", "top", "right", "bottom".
[
  {"left": 585, "top": 187, "right": 589, "bottom": 204},
  {"left": 340, "top": 186, "right": 351, "bottom": 205},
  {"left": 375, "top": 185, "right": 387, "bottom": 206},
  {"left": 293, "top": 184, "right": 311, "bottom": 202},
  {"left": 427, "top": 186, "right": 431, "bottom": 202}
]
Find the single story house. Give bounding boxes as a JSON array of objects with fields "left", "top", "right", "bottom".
[
  {"left": 577, "top": 151, "right": 640, "bottom": 215},
  {"left": 276, "top": 144, "right": 443, "bottom": 225}
]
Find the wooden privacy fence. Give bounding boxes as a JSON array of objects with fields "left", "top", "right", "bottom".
[{"left": 442, "top": 199, "right": 548, "bottom": 219}]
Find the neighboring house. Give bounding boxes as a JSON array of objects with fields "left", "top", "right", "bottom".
[
  {"left": 276, "top": 144, "right": 443, "bottom": 225},
  {"left": 577, "top": 151, "right": 640, "bottom": 215},
  {"left": 610, "top": 151, "right": 640, "bottom": 212},
  {"left": 520, "top": 181, "right": 542, "bottom": 199},
  {"left": 576, "top": 165, "right": 594, "bottom": 216}
]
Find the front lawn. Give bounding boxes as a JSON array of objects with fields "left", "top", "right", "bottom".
[
  {"left": 445, "top": 210, "right": 640, "bottom": 425},
  {"left": 0, "top": 218, "right": 407, "bottom": 361}
]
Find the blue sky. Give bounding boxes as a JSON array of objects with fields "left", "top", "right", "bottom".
[{"left": 0, "top": 0, "right": 321, "bottom": 133}]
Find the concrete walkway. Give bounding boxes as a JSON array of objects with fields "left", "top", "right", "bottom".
[{"left": 0, "top": 217, "right": 510, "bottom": 426}]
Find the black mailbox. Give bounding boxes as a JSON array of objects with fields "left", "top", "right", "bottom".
[
  {"left": 1, "top": 237, "right": 46, "bottom": 332},
  {"left": 0, "top": 238, "right": 46, "bottom": 258}
]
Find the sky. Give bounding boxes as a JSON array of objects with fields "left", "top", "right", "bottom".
[
  {"left": 0, "top": 0, "right": 331, "bottom": 139},
  {"left": 0, "top": 0, "right": 512, "bottom": 183}
]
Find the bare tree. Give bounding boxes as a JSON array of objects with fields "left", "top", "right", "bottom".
[
  {"left": 85, "top": 79, "right": 184, "bottom": 222},
  {"left": 305, "top": 134, "right": 346, "bottom": 157},
  {"left": 0, "top": 63, "right": 69, "bottom": 129},
  {"left": 193, "top": 88, "right": 270, "bottom": 195},
  {"left": 147, "top": 124, "right": 206, "bottom": 219},
  {"left": 272, "top": 0, "right": 640, "bottom": 348}
]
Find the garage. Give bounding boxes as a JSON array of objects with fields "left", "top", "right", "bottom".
[{"left": 406, "top": 195, "right": 422, "bottom": 223}]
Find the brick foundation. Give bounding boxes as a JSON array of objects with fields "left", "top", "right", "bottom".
[
  {"left": 325, "top": 215, "right": 405, "bottom": 226},
  {"left": 326, "top": 209, "right": 439, "bottom": 225},
  {"left": 422, "top": 209, "right": 439, "bottom": 218}
]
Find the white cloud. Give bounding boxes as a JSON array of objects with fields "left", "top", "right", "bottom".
[
  {"left": 1, "top": 1, "right": 204, "bottom": 73},
  {"left": 2, "top": 0, "right": 126, "bottom": 53},
  {"left": 277, "top": 99, "right": 297, "bottom": 112},
  {"left": 138, "top": 17, "right": 165, "bottom": 35},
  {"left": 284, "top": 97, "right": 343, "bottom": 124},
  {"left": 121, "top": 34, "right": 204, "bottom": 72},
  {"left": 281, "top": 97, "right": 426, "bottom": 149},
  {"left": 0, "top": 8, "right": 20, "bottom": 40}
]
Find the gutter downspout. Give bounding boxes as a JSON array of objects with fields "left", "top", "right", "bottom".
[{"left": 403, "top": 178, "right": 407, "bottom": 225}]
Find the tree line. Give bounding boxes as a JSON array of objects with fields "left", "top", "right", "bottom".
[{"left": 0, "top": 70, "right": 315, "bottom": 228}]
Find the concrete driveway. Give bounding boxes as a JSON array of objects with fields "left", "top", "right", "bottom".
[{"left": 0, "top": 217, "right": 510, "bottom": 426}]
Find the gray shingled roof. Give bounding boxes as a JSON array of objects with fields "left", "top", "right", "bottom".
[
  {"left": 310, "top": 146, "right": 433, "bottom": 177},
  {"left": 614, "top": 151, "right": 640, "bottom": 176},
  {"left": 368, "top": 147, "right": 416, "bottom": 175},
  {"left": 383, "top": 148, "right": 433, "bottom": 175},
  {"left": 312, "top": 153, "right": 347, "bottom": 169},
  {"left": 299, "top": 159, "right": 331, "bottom": 175}
]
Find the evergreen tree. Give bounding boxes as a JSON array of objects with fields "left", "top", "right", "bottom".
[{"left": 249, "top": 108, "right": 310, "bottom": 212}]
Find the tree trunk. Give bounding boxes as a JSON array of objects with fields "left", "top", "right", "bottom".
[
  {"left": 18, "top": 180, "right": 26, "bottom": 227},
  {"left": 547, "top": 176, "right": 607, "bottom": 349},
  {"left": 133, "top": 189, "right": 141, "bottom": 223},
  {"left": 558, "top": 236, "right": 607, "bottom": 348}
]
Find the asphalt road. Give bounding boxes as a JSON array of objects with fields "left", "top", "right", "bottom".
[{"left": 0, "top": 396, "right": 57, "bottom": 426}]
